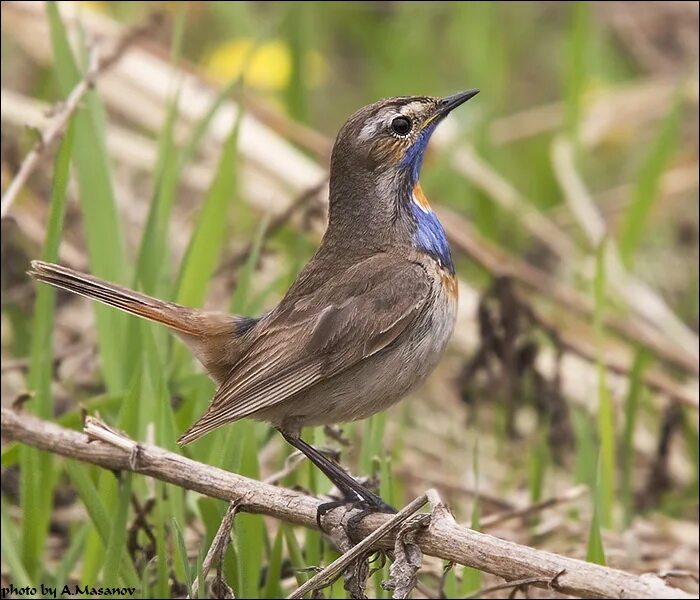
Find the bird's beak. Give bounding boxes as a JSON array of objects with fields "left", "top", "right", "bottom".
[
  {"left": 420, "top": 89, "right": 480, "bottom": 131},
  {"left": 436, "top": 89, "right": 480, "bottom": 117}
]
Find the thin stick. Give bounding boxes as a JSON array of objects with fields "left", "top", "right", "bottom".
[
  {"left": 190, "top": 501, "right": 239, "bottom": 599},
  {"left": 2, "top": 408, "right": 694, "bottom": 600},
  {"left": 438, "top": 205, "right": 700, "bottom": 382},
  {"left": 462, "top": 571, "right": 566, "bottom": 600},
  {"left": 1, "top": 50, "right": 100, "bottom": 217},
  {"left": 480, "top": 485, "right": 588, "bottom": 529},
  {"left": 551, "top": 135, "right": 699, "bottom": 363},
  {"left": 221, "top": 179, "right": 328, "bottom": 273},
  {"left": 286, "top": 494, "right": 428, "bottom": 599},
  {"left": 0, "top": 14, "right": 158, "bottom": 218}
]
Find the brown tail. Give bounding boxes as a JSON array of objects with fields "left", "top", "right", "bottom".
[{"left": 29, "top": 260, "right": 213, "bottom": 338}]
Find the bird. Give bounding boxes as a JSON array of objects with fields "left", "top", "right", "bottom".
[{"left": 29, "top": 89, "right": 479, "bottom": 519}]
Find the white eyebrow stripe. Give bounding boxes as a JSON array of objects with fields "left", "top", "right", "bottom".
[
  {"left": 357, "top": 101, "right": 429, "bottom": 142},
  {"left": 404, "top": 101, "right": 424, "bottom": 114},
  {"left": 358, "top": 118, "right": 382, "bottom": 141}
]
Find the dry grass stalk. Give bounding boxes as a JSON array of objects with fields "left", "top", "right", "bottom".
[{"left": 2, "top": 407, "right": 695, "bottom": 600}]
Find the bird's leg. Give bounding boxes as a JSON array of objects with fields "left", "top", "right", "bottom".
[{"left": 279, "top": 430, "right": 396, "bottom": 528}]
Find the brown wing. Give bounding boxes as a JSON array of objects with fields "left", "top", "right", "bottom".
[{"left": 177, "top": 255, "right": 431, "bottom": 444}]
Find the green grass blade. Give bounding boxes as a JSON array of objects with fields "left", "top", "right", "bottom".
[
  {"left": 361, "top": 412, "right": 387, "bottom": 475},
  {"left": 572, "top": 406, "right": 597, "bottom": 486},
  {"left": 19, "top": 122, "right": 74, "bottom": 581},
  {"left": 461, "top": 441, "right": 482, "bottom": 595},
  {"left": 134, "top": 4, "right": 187, "bottom": 296},
  {"left": 173, "top": 517, "right": 193, "bottom": 593},
  {"left": 621, "top": 349, "right": 647, "bottom": 527},
  {"left": 175, "top": 111, "right": 242, "bottom": 307},
  {"left": 53, "top": 523, "right": 89, "bottom": 591},
  {"left": 140, "top": 560, "right": 152, "bottom": 600},
  {"left": 102, "top": 473, "right": 133, "bottom": 588},
  {"left": 1, "top": 496, "right": 34, "bottom": 589},
  {"left": 618, "top": 98, "right": 681, "bottom": 265},
  {"left": 564, "top": 1, "right": 590, "bottom": 147},
  {"left": 65, "top": 461, "right": 140, "bottom": 587},
  {"left": 1, "top": 442, "right": 19, "bottom": 468},
  {"left": 442, "top": 563, "right": 458, "bottom": 600},
  {"left": 81, "top": 525, "right": 105, "bottom": 593},
  {"left": 134, "top": 87, "right": 182, "bottom": 295},
  {"left": 230, "top": 214, "right": 270, "bottom": 314},
  {"left": 263, "top": 527, "right": 285, "bottom": 599},
  {"left": 282, "top": 525, "right": 309, "bottom": 588},
  {"left": 46, "top": 0, "right": 128, "bottom": 391},
  {"left": 586, "top": 501, "right": 607, "bottom": 565},
  {"left": 154, "top": 482, "right": 171, "bottom": 598},
  {"left": 178, "top": 78, "right": 241, "bottom": 174},
  {"left": 233, "top": 425, "right": 265, "bottom": 598},
  {"left": 593, "top": 240, "right": 616, "bottom": 529},
  {"left": 196, "top": 546, "right": 207, "bottom": 600},
  {"left": 324, "top": 544, "right": 344, "bottom": 599}
]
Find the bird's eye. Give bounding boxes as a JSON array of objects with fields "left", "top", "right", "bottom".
[{"left": 391, "top": 116, "right": 412, "bottom": 136}]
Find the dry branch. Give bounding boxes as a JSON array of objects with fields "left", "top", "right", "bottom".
[
  {"left": 439, "top": 205, "right": 700, "bottom": 391},
  {"left": 551, "top": 135, "right": 699, "bottom": 363},
  {"left": 287, "top": 494, "right": 428, "bottom": 599},
  {"left": 2, "top": 407, "right": 695, "bottom": 600},
  {"left": 0, "top": 14, "right": 157, "bottom": 218},
  {"left": 479, "top": 485, "right": 588, "bottom": 529},
  {"left": 190, "top": 500, "right": 239, "bottom": 599},
  {"left": 0, "top": 50, "right": 101, "bottom": 218}
]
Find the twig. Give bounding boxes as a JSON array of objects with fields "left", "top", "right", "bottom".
[
  {"left": 438, "top": 205, "right": 700, "bottom": 388},
  {"left": 480, "top": 485, "right": 588, "bottom": 529},
  {"left": 2, "top": 408, "right": 694, "bottom": 600},
  {"left": 549, "top": 163, "right": 699, "bottom": 231},
  {"left": 462, "top": 570, "right": 567, "bottom": 600},
  {"left": 1, "top": 50, "right": 100, "bottom": 217},
  {"left": 526, "top": 305, "right": 698, "bottom": 409},
  {"left": 551, "top": 135, "right": 699, "bottom": 363},
  {"left": 286, "top": 494, "right": 428, "bottom": 599},
  {"left": 415, "top": 579, "right": 440, "bottom": 600},
  {"left": 242, "top": 91, "right": 332, "bottom": 160},
  {"left": 446, "top": 141, "right": 578, "bottom": 261},
  {"left": 658, "top": 570, "right": 700, "bottom": 584},
  {"left": 263, "top": 452, "right": 307, "bottom": 486},
  {"left": 190, "top": 501, "right": 239, "bottom": 599},
  {"left": 0, "top": 15, "right": 154, "bottom": 218},
  {"left": 220, "top": 179, "right": 328, "bottom": 273}
]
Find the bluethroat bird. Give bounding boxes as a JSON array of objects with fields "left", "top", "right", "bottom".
[{"left": 30, "top": 89, "right": 479, "bottom": 519}]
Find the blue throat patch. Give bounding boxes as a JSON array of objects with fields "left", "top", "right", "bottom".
[
  {"left": 400, "top": 125, "right": 455, "bottom": 274},
  {"left": 410, "top": 201, "right": 454, "bottom": 273}
]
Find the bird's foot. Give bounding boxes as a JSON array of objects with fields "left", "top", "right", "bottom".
[
  {"left": 316, "top": 492, "right": 396, "bottom": 537},
  {"left": 346, "top": 497, "right": 396, "bottom": 541},
  {"left": 316, "top": 499, "right": 347, "bottom": 529}
]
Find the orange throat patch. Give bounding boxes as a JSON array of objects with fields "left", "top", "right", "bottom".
[
  {"left": 412, "top": 183, "right": 432, "bottom": 213},
  {"left": 441, "top": 270, "right": 459, "bottom": 299}
]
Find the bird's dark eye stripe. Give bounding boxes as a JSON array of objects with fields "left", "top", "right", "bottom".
[{"left": 391, "top": 116, "right": 412, "bottom": 136}]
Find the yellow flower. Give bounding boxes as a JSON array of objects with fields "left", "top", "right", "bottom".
[
  {"left": 205, "top": 39, "right": 290, "bottom": 91},
  {"left": 205, "top": 38, "right": 326, "bottom": 91},
  {"left": 81, "top": 1, "right": 108, "bottom": 12}
]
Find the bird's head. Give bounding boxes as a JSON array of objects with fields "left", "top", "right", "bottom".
[
  {"left": 332, "top": 90, "right": 479, "bottom": 185},
  {"left": 324, "top": 90, "right": 479, "bottom": 262}
]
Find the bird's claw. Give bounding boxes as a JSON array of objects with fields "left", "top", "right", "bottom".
[{"left": 315, "top": 495, "right": 396, "bottom": 538}]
